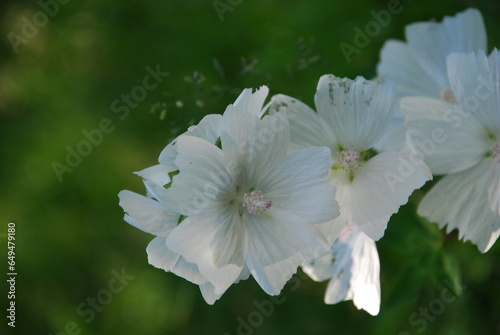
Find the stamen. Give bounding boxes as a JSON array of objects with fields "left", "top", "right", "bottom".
[
  {"left": 242, "top": 191, "right": 272, "bottom": 215},
  {"left": 337, "top": 147, "right": 363, "bottom": 172}
]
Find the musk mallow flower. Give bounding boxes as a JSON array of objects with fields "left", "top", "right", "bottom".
[
  {"left": 270, "top": 74, "right": 432, "bottom": 242},
  {"left": 270, "top": 75, "right": 430, "bottom": 314},
  {"left": 403, "top": 49, "right": 500, "bottom": 252},
  {"left": 118, "top": 86, "right": 271, "bottom": 304},
  {"left": 375, "top": 8, "right": 487, "bottom": 152},
  {"left": 302, "top": 223, "right": 380, "bottom": 316},
  {"left": 119, "top": 86, "right": 340, "bottom": 303},
  {"left": 165, "top": 108, "right": 339, "bottom": 297},
  {"left": 117, "top": 87, "right": 270, "bottom": 304}
]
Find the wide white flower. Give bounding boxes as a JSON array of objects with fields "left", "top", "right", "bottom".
[
  {"left": 270, "top": 75, "right": 432, "bottom": 242},
  {"left": 376, "top": 8, "right": 487, "bottom": 152},
  {"left": 118, "top": 86, "right": 287, "bottom": 304},
  {"left": 165, "top": 108, "right": 339, "bottom": 298},
  {"left": 403, "top": 49, "right": 500, "bottom": 252},
  {"left": 270, "top": 75, "right": 430, "bottom": 314},
  {"left": 302, "top": 223, "right": 380, "bottom": 316},
  {"left": 120, "top": 86, "right": 340, "bottom": 303}
]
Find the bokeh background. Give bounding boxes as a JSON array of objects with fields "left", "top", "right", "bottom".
[{"left": 1, "top": 0, "right": 500, "bottom": 334}]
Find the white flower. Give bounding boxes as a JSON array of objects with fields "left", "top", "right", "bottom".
[
  {"left": 271, "top": 75, "right": 430, "bottom": 314},
  {"left": 270, "top": 75, "right": 432, "bottom": 242},
  {"left": 165, "top": 108, "right": 339, "bottom": 298},
  {"left": 403, "top": 49, "right": 500, "bottom": 253},
  {"left": 119, "top": 86, "right": 340, "bottom": 303},
  {"left": 376, "top": 8, "right": 487, "bottom": 152},
  {"left": 118, "top": 86, "right": 271, "bottom": 304},
  {"left": 302, "top": 223, "right": 380, "bottom": 316}
]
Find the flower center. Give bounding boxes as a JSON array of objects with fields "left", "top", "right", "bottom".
[
  {"left": 492, "top": 143, "right": 500, "bottom": 163},
  {"left": 440, "top": 88, "right": 456, "bottom": 104},
  {"left": 242, "top": 191, "right": 272, "bottom": 215},
  {"left": 337, "top": 147, "right": 363, "bottom": 172}
]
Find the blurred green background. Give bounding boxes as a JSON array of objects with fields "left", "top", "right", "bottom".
[{"left": 1, "top": 0, "right": 500, "bottom": 334}]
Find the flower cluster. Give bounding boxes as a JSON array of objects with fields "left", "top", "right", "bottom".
[{"left": 118, "top": 8, "right": 499, "bottom": 316}]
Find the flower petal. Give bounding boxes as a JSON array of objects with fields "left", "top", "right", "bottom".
[
  {"left": 166, "top": 209, "right": 244, "bottom": 295},
  {"left": 373, "top": 115, "right": 410, "bottom": 153},
  {"left": 315, "top": 218, "right": 346, "bottom": 246},
  {"left": 118, "top": 190, "right": 178, "bottom": 236},
  {"left": 447, "top": 49, "right": 500, "bottom": 133},
  {"left": 405, "top": 8, "right": 487, "bottom": 89},
  {"left": 377, "top": 40, "right": 441, "bottom": 98},
  {"left": 198, "top": 283, "right": 222, "bottom": 305},
  {"left": 147, "top": 237, "right": 206, "bottom": 285},
  {"left": 418, "top": 159, "right": 500, "bottom": 253},
  {"left": 158, "top": 114, "right": 222, "bottom": 171},
  {"left": 334, "top": 152, "right": 432, "bottom": 240},
  {"left": 134, "top": 164, "right": 172, "bottom": 203},
  {"left": 247, "top": 112, "right": 291, "bottom": 177},
  {"left": 260, "top": 146, "right": 339, "bottom": 225},
  {"left": 268, "top": 94, "right": 336, "bottom": 151},
  {"left": 168, "top": 135, "right": 234, "bottom": 216},
  {"left": 135, "top": 164, "right": 171, "bottom": 187},
  {"left": 403, "top": 96, "right": 489, "bottom": 175},
  {"left": 304, "top": 224, "right": 380, "bottom": 315},
  {"left": 199, "top": 266, "right": 252, "bottom": 304},
  {"left": 245, "top": 208, "right": 329, "bottom": 295},
  {"left": 210, "top": 207, "right": 248, "bottom": 267},
  {"left": 229, "top": 86, "right": 269, "bottom": 118},
  {"left": 220, "top": 110, "right": 290, "bottom": 189},
  {"left": 326, "top": 232, "right": 380, "bottom": 315},
  {"left": 147, "top": 237, "right": 225, "bottom": 305},
  {"left": 314, "top": 75, "right": 396, "bottom": 151}
]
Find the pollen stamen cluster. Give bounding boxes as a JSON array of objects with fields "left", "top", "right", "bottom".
[
  {"left": 242, "top": 191, "right": 272, "bottom": 215},
  {"left": 337, "top": 147, "right": 363, "bottom": 172}
]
